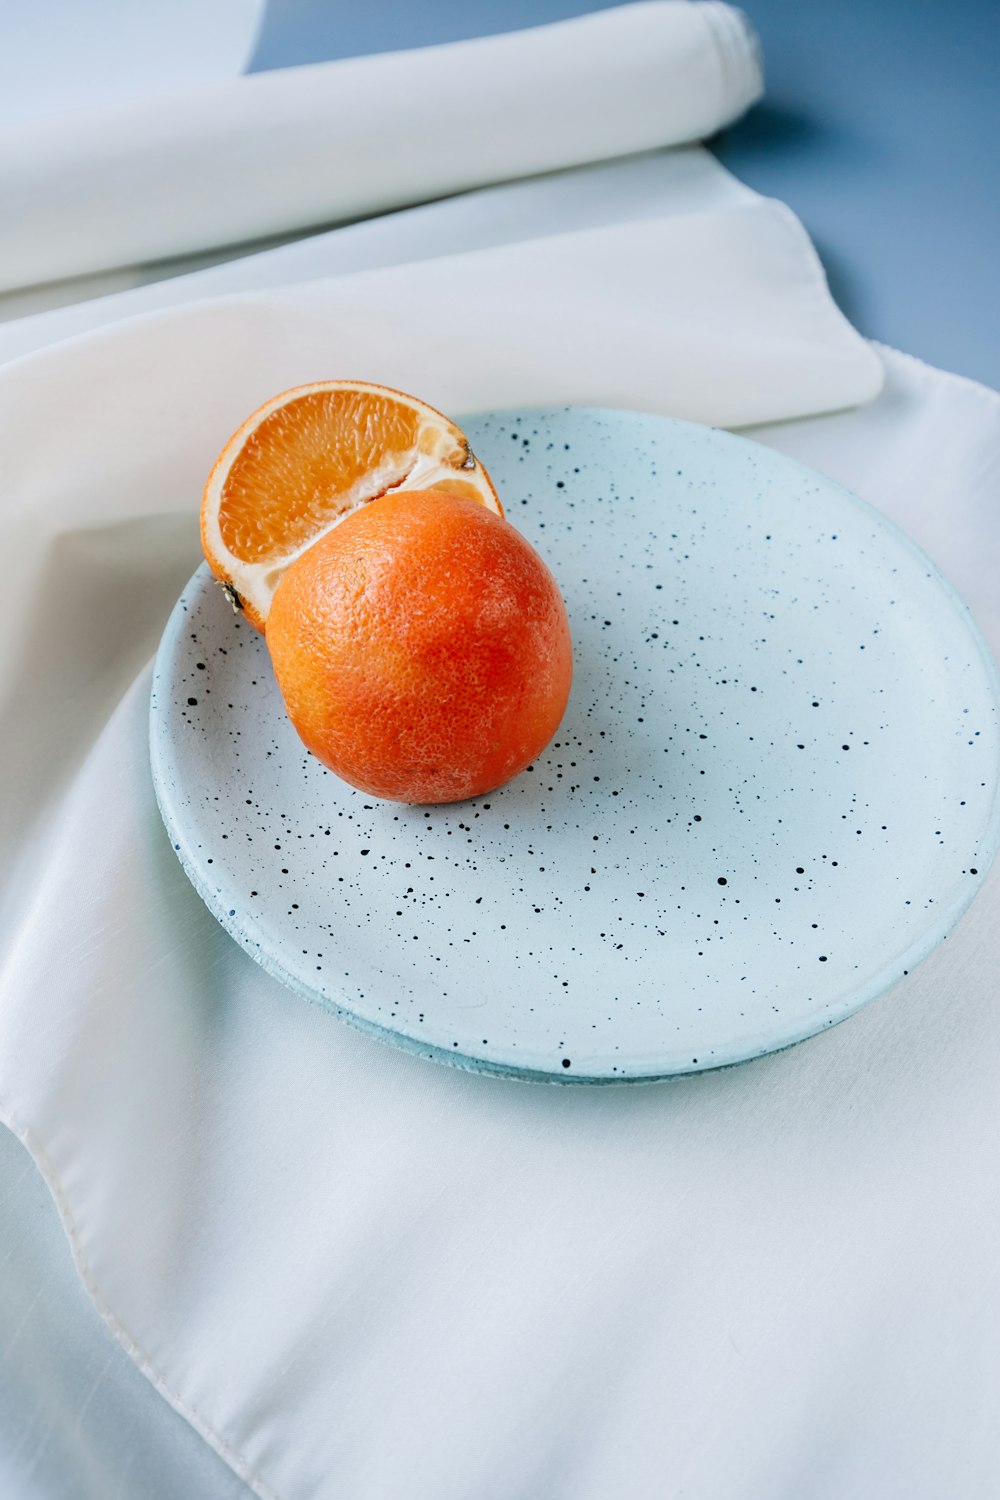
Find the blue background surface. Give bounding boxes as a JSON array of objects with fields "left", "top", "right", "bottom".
[{"left": 249, "top": 0, "right": 1000, "bottom": 391}]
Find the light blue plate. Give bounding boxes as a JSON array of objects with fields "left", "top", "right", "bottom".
[{"left": 150, "top": 409, "right": 1000, "bottom": 1082}]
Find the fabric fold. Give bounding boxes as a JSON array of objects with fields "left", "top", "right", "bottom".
[
  {"left": 0, "top": 1, "right": 763, "bottom": 294},
  {"left": 5, "top": 14, "right": 999, "bottom": 1497}
]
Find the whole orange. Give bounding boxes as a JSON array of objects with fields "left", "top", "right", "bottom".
[{"left": 265, "top": 489, "right": 573, "bottom": 804}]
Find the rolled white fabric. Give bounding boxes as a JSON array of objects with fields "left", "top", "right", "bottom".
[{"left": 0, "top": 1, "right": 762, "bottom": 293}]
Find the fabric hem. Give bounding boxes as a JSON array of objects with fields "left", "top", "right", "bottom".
[
  {"left": 699, "top": 1, "right": 766, "bottom": 127},
  {"left": 0, "top": 1102, "right": 282, "bottom": 1500},
  {"left": 873, "top": 340, "right": 1000, "bottom": 410}
]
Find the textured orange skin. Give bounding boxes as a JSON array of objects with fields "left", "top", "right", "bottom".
[{"left": 266, "top": 490, "right": 573, "bottom": 804}]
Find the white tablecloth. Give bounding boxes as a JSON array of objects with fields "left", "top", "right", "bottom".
[
  {"left": 0, "top": 1, "right": 761, "bottom": 316},
  {"left": 2, "top": 8, "right": 998, "bottom": 1499}
]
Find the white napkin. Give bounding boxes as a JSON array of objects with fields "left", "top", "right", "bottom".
[
  {"left": 3, "top": 26, "right": 998, "bottom": 1500},
  {"left": 0, "top": 1, "right": 761, "bottom": 295},
  {"left": 0, "top": 147, "right": 759, "bottom": 361}
]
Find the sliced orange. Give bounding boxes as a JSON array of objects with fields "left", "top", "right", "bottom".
[{"left": 200, "top": 380, "right": 501, "bottom": 631}]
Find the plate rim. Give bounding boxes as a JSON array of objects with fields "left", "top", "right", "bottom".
[{"left": 149, "top": 406, "right": 1000, "bottom": 1084}]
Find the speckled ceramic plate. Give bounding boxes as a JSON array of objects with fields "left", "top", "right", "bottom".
[{"left": 150, "top": 408, "right": 1000, "bottom": 1082}]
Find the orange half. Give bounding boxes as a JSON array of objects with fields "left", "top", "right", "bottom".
[{"left": 200, "top": 379, "right": 502, "bottom": 630}]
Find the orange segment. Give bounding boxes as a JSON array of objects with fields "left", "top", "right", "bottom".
[{"left": 201, "top": 380, "right": 501, "bottom": 631}]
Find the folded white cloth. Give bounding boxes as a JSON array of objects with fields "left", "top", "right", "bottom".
[
  {"left": 0, "top": 147, "right": 759, "bottom": 359},
  {"left": 3, "top": 17, "right": 999, "bottom": 1500},
  {"left": 0, "top": 1, "right": 761, "bottom": 295}
]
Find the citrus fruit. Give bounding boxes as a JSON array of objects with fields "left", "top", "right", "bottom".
[
  {"left": 266, "top": 489, "right": 573, "bottom": 804},
  {"left": 201, "top": 379, "right": 501, "bottom": 631}
]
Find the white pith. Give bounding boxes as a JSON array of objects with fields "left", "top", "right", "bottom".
[{"left": 202, "top": 381, "right": 495, "bottom": 624}]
